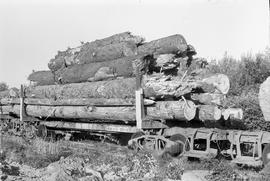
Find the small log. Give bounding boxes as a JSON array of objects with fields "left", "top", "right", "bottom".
[
  {"left": 198, "top": 105, "right": 222, "bottom": 121},
  {"left": 0, "top": 98, "right": 155, "bottom": 106},
  {"left": 138, "top": 34, "right": 188, "bottom": 56},
  {"left": 259, "top": 77, "right": 270, "bottom": 122},
  {"left": 28, "top": 71, "right": 55, "bottom": 86},
  {"left": 1, "top": 100, "right": 196, "bottom": 122},
  {"left": 222, "top": 108, "right": 243, "bottom": 120},
  {"left": 190, "top": 93, "right": 225, "bottom": 106}
]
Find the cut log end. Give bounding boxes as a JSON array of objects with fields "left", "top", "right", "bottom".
[
  {"left": 222, "top": 108, "right": 243, "bottom": 121},
  {"left": 183, "top": 100, "right": 196, "bottom": 121},
  {"left": 202, "top": 74, "right": 230, "bottom": 95},
  {"left": 198, "top": 105, "right": 222, "bottom": 121}
]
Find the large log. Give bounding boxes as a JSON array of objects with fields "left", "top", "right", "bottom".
[
  {"left": 25, "top": 78, "right": 136, "bottom": 99},
  {"left": 0, "top": 97, "right": 155, "bottom": 106},
  {"left": 25, "top": 74, "right": 230, "bottom": 100},
  {"left": 259, "top": 76, "right": 270, "bottom": 121},
  {"left": 48, "top": 32, "right": 144, "bottom": 72},
  {"left": 138, "top": 34, "right": 188, "bottom": 56},
  {"left": 54, "top": 53, "right": 195, "bottom": 84},
  {"left": 54, "top": 55, "right": 144, "bottom": 84},
  {"left": 48, "top": 41, "right": 138, "bottom": 72},
  {"left": 28, "top": 71, "right": 55, "bottom": 86},
  {"left": 0, "top": 100, "right": 196, "bottom": 121},
  {"left": 76, "top": 41, "right": 138, "bottom": 64}
]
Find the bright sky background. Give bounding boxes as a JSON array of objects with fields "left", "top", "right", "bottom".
[{"left": 0, "top": 0, "right": 269, "bottom": 87}]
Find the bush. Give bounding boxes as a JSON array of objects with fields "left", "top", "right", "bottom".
[
  {"left": 0, "top": 82, "right": 8, "bottom": 92},
  {"left": 209, "top": 51, "right": 270, "bottom": 96},
  {"left": 222, "top": 87, "right": 270, "bottom": 131},
  {"left": 1, "top": 136, "right": 72, "bottom": 168},
  {"left": 208, "top": 50, "right": 270, "bottom": 129}
]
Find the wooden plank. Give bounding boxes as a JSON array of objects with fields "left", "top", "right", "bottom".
[
  {"left": 136, "top": 89, "right": 143, "bottom": 129},
  {"left": 41, "top": 121, "right": 138, "bottom": 133}
]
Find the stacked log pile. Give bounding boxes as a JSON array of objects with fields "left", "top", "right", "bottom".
[{"left": 0, "top": 32, "right": 242, "bottom": 125}]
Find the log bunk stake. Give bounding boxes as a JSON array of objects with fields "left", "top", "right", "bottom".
[
  {"left": 135, "top": 66, "right": 145, "bottom": 130},
  {"left": 19, "top": 84, "right": 26, "bottom": 122}
]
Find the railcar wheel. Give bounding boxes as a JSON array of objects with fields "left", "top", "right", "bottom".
[
  {"left": 262, "top": 143, "right": 270, "bottom": 166},
  {"left": 168, "top": 134, "right": 188, "bottom": 157}
]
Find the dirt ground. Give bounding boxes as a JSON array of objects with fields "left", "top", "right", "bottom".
[{"left": 0, "top": 135, "right": 269, "bottom": 181}]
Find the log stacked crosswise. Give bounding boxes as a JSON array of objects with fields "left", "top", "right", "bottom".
[{"left": 0, "top": 32, "right": 242, "bottom": 125}]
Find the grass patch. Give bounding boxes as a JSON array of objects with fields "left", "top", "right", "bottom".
[{"left": 1, "top": 136, "right": 72, "bottom": 168}]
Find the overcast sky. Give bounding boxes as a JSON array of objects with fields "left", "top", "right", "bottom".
[{"left": 0, "top": 0, "right": 269, "bottom": 87}]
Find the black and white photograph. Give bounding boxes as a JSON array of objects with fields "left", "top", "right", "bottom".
[{"left": 0, "top": 0, "right": 270, "bottom": 180}]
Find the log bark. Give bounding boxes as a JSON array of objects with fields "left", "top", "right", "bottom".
[
  {"left": 54, "top": 55, "right": 144, "bottom": 84},
  {"left": 190, "top": 93, "right": 225, "bottom": 106},
  {"left": 0, "top": 98, "right": 155, "bottom": 106},
  {"left": 143, "top": 73, "right": 230, "bottom": 99},
  {"left": 153, "top": 54, "right": 178, "bottom": 71},
  {"left": 48, "top": 41, "right": 138, "bottom": 72},
  {"left": 200, "top": 74, "right": 230, "bottom": 94},
  {"left": 138, "top": 34, "right": 188, "bottom": 56},
  {"left": 77, "top": 41, "right": 138, "bottom": 64},
  {"left": 222, "top": 108, "right": 243, "bottom": 120},
  {"left": 54, "top": 53, "right": 196, "bottom": 84},
  {"left": 48, "top": 32, "right": 144, "bottom": 72},
  {"left": 259, "top": 77, "right": 270, "bottom": 121},
  {"left": 25, "top": 73, "right": 230, "bottom": 100},
  {"left": 177, "top": 57, "right": 210, "bottom": 77},
  {"left": 28, "top": 71, "right": 55, "bottom": 86},
  {"left": 25, "top": 78, "right": 137, "bottom": 99},
  {"left": 143, "top": 54, "right": 185, "bottom": 73},
  {"left": 1, "top": 100, "right": 196, "bottom": 122},
  {"left": 198, "top": 105, "right": 222, "bottom": 121}
]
